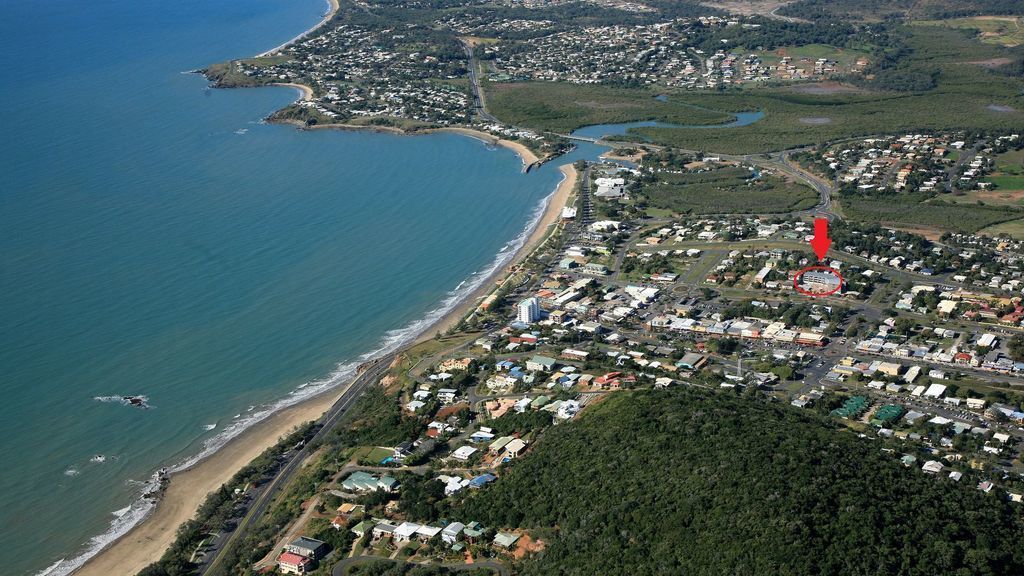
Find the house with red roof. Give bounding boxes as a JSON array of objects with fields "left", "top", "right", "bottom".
[
  {"left": 278, "top": 552, "right": 313, "bottom": 574},
  {"left": 595, "top": 372, "right": 623, "bottom": 390}
]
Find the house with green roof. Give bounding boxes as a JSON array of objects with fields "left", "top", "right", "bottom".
[
  {"left": 870, "top": 404, "right": 904, "bottom": 426},
  {"left": 527, "top": 355, "right": 558, "bottom": 373},
  {"left": 342, "top": 471, "right": 400, "bottom": 493},
  {"left": 493, "top": 532, "right": 520, "bottom": 549},
  {"left": 530, "top": 395, "right": 551, "bottom": 409},
  {"left": 463, "top": 521, "right": 485, "bottom": 542},
  {"left": 830, "top": 396, "right": 869, "bottom": 419},
  {"left": 351, "top": 520, "right": 376, "bottom": 537}
]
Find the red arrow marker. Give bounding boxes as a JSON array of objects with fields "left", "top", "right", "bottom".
[{"left": 810, "top": 218, "right": 832, "bottom": 261}]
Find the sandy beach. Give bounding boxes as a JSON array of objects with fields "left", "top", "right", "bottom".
[
  {"left": 74, "top": 385, "right": 349, "bottom": 576},
  {"left": 74, "top": 161, "right": 580, "bottom": 574},
  {"left": 439, "top": 127, "right": 541, "bottom": 167},
  {"left": 277, "top": 82, "right": 313, "bottom": 101},
  {"left": 257, "top": 0, "right": 340, "bottom": 57},
  {"left": 521, "top": 164, "right": 578, "bottom": 262}
]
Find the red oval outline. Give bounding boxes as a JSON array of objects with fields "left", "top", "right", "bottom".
[{"left": 792, "top": 265, "right": 844, "bottom": 298}]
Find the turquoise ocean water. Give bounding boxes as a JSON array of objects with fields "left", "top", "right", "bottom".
[{"left": 0, "top": 0, "right": 582, "bottom": 573}]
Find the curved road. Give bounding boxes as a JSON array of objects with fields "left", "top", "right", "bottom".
[{"left": 742, "top": 150, "right": 836, "bottom": 220}]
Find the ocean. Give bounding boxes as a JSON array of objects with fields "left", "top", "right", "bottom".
[{"left": 0, "top": 0, "right": 574, "bottom": 573}]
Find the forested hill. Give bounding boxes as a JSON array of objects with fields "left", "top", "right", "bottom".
[{"left": 456, "top": 390, "right": 1024, "bottom": 576}]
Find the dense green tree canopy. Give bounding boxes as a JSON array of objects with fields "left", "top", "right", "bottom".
[{"left": 457, "top": 389, "right": 1024, "bottom": 576}]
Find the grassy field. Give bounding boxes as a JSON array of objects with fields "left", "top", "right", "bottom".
[
  {"left": 985, "top": 175, "right": 1024, "bottom": 190},
  {"left": 484, "top": 27, "right": 1023, "bottom": 153},
  {"left": 485, "top": 82, "right": 736, "bottom": 133},
  {"left": 914, "top": 16, "right": 1024, "bottom": 47},
  {"left": 642, "top": 167, "right": 818, "bottom": 214},
  {"left": 945, "top": 188, "right": 1024, "bottom": 206},
  {"left": 364, "top": 446, "right": 395, "bottom": 464},
  {"left": 839, "top": 193, "right": 1023, "bottom": 232},
  {"left": 644, "top": 207, "right": 674, "bottom": 218},
  {"left": 980, "top": 218, "right": 1024, "bottom": 238},
  {"left": 995, "top": 149, "right": 1024, "bottom": 174}
]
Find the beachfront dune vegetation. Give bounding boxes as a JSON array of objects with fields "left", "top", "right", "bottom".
[{"left": 455, "top": 389, "right": 1024, "bottom": 576}]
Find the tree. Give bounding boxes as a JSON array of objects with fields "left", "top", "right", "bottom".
[
  {"left": 771, "top": 365, "right": 795, "bottom": 381},
  {"left": 893, "top": 316, "right": 916, "bottom": 335},
  {"left": 1008, "top": 335, "right": 1024, "bottom": 362},
  {"left": 456, "top": 389, "right": 1024, "bottom": 576}
]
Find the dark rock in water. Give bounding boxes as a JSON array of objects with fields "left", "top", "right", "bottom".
[
  {"left": 122, "top": 395, "right": 150, "bottom": 409},
  {"left": 94, "top": 394, "right": 151, "bottom": 409}
]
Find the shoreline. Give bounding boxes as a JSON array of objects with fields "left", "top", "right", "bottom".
[
  {"left": 421, "top": 162, "right": 577, "bottom": 340},
  {"left": 269, "top": 112, "right": 541, "bottom": 168},
  {"left": 438, "top": 126, "right": 541, "bottom": 167},
  {"left": 72, "top": 385, "right": 350, "bottom": 576},
  {"left": 256, "top": 0, "right": 339, "bottom": 58},
  {"left": 71, "top": 156, "right": 578, "bottom": 576},
  {"left": 68, "top": 3, "right": 574, "bottom": 572},
  {"left": 277, "top": 82, "right": 313, "bottom": 101}
]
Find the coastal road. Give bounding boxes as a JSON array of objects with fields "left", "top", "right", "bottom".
[
  {"left": 461, "top": 39, "right": 500, "bottom": 124},
  {"left": 200, "top": 354, "right": 397, "bottom": 576}
]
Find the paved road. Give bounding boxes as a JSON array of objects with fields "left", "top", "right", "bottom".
[
  {"left": 722, "top": 150, "right": 836, "bottom": 220},
  {"left": 461, "top": 39, "right": 499, "bottom": 124},
  {"left": 200, "top": 354, "right": 397, "bottom": 575}
]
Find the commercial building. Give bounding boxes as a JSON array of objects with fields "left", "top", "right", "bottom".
[
  {"left": 517, "top": 297, "right": 541, "bottom": 323},
  {"left": 799, "top": 269, "right": 841, "bottom": 293}
]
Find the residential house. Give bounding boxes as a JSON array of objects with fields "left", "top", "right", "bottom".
[
  {"left": 286, "top": 537, "right": 329, "bottom": 560},
  {"left": 442, "top": 522, "right": 465, "bottom": 544},
  {"left": 278, "top": 552, "right": 313, "bottom": 575},
  {"left": 451, "top": 446, "right": 478, "bottom": 461},
  {"left": 493, "top": 532, "right": 520, "bottom": 549}
]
